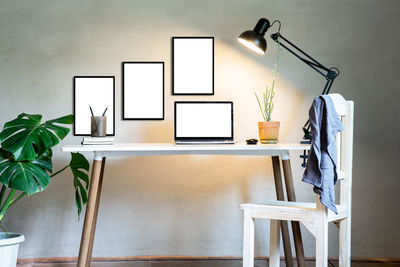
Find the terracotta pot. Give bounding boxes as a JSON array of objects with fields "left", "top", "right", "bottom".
[{"left": 258, "top": 121, "right": 280, "bottom": 144}]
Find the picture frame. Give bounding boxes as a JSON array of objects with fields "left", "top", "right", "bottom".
[
  {"left": 122, "top": 62, "right": 164, "bottom": 120},
  {"left": 73, "top": 76, "right": 115, "bottom": 136},
  {"left": 172, "top": 37, "right": 214, "bottom": 95}
]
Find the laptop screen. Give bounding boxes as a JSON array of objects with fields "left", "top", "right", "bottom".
[{"left": 174, "top": 101, "right": 233, "bottom": 140}]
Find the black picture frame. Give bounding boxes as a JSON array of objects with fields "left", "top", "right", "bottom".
[
  {"left": 73, "top": 76, "right": 115, "bottom": 136},
  {"left": 122, "top": 62, "right": 165, "bottom": 120},
  {"left": 174, "top": 101, "right": 234, "bottom": 141},
  {"left": 172, "top": 37, "right": 214, "bottom": 95}
]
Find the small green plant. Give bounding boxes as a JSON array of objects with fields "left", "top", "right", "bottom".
[
  {"left": 255, "top": 43, "right": 280, "bottom": 121},
  {"left": 0, "top": 113, "right": 90, "bottom": 232}
]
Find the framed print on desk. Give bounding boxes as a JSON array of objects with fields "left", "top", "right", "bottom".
[
  {"left": 73, "top": 76, "right": 115, "bottom": 136},
  {"left": 122, "top": 62, "right": 164, "bottom": 120},
  {"left": 172, "top": 37, "right": 214, "bottom": 95}
]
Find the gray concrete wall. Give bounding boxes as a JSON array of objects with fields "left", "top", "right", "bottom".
[{"left": 0, "top": 0, "right": 399, "bottom": 259}]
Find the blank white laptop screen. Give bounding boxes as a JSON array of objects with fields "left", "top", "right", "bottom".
[{"left": 175, "top": 102, "right": 233, "bottom": 141}]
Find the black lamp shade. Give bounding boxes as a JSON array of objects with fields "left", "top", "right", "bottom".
[
  {"left": 238, "top": 30, "right": 267, "bottom": 54},
  {"left": 238, "top": 18, "right": 270, "bottom": 55}
]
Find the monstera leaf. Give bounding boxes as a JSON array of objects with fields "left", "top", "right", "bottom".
[
  {"left": 0, "top": 149, "right": 52, "bottom": 195},
  {"left": 0, "top": 113, "right": 73, "bottom": 161},
  {"left": 32, "top": 149, "right": 53, "bottom": 173},
  {"left": 70, "top": 152, "right": 90, "bottom": 218},
  {"left": 0, "top": 113, "right": 91, "bottom": 223}
]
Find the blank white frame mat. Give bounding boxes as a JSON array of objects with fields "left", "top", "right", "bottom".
[
  {"left": 175, "top": 103, "right": 233, "bottom": 138},
  {"left": 74, "top": 76, "right": 115, "bottom": 136},
  {"left": 173, "top": 37, "right": 214, "bottom": 95},
  {"left": 123, "top": 62, "right": 164, "bottom": 120}
]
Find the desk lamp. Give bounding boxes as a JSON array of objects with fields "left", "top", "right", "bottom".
[
  {"left": 238, "top": 18, "right": 339, "bottom": 140},
  {"left": 238, "top": 18, "right": 340, "bottom": 166}
]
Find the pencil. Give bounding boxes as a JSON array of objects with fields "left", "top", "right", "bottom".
[
  {"left": 102, "top": 106, "right": 108, "bottom": 116},
  {"left": 89, "top": 105, "right": 94, "bottom": 116}
]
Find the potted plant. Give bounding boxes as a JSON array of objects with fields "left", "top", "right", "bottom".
[
  {"left": 0, "top": 113, "right": 90, "bottom": 267},
  {"left": 255, "top": 44, "right": 280, "bottom": 144}
]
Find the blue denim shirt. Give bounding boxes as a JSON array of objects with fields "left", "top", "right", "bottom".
[{"left": 302, "top": 95, "right": 343, "bottom": 214}]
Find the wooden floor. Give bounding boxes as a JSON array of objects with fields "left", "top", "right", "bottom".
[{"left": 17, "top": 258, "right": 400, "bottom": 267}]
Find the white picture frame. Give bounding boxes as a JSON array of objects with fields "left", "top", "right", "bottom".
[
  {"left": 172, "top": 37, "right": 214, "bottom": 95},
  {"left": 122, "top": 62, "right": 164, "bottom": 120},
  {"left": 73, "top": 76, "right": 115, "bottom": 136}
]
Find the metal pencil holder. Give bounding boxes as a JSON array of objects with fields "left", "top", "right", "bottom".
[{"left": 91, "top": 116, "right": 107, "bottom": 137}]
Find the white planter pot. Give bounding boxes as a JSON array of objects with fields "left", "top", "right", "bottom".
[{"left": 0, "top": 233, "right": 25, "bottom": 267}]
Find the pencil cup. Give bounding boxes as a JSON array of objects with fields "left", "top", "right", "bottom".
[{"left": 91, "top": 116, "right": 107, "bottom": 137}]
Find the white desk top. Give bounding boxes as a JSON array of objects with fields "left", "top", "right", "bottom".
[{"left": 63, "top": 143, "right": 310, "bottom": 160}]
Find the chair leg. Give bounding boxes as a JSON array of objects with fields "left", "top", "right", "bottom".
[
  {"left": 243, "top": 210, "right": 255, "bottom": 267},
  {"left": 316, "top": 199, "right": 329, "bottom": 267},
  {"left": 269, "top": 220, "right": 281, "bottom": 267},
  {"left": 339, "top": 218, "right": 351, "bottom": 267}
]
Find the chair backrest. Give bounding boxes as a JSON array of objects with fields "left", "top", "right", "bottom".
[{"left": 328, "top": 94, "right": 354, "bottom": 207}]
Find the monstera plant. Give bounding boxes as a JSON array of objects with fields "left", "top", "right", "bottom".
[{"left": 0, "top": 113, "right": 90, "bottom": 231}]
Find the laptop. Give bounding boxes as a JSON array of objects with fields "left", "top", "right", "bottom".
[{"left": 174, "top": 101, "right": 235, "bottom": 144}]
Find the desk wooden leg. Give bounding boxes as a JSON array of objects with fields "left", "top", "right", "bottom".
[
  {"left": 77, "top": 157, "right": 106, "bottom": 267},
  {"left": 282, "top": 159, "right": 306, "bottom": 267},
  {"left": 271, "top": 156, "right": 293, "bottom": 267}
]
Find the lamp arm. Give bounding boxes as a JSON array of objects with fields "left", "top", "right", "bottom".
[
  {"left": 268, "top": 31, "right": 339, "bottom": 138},
  {"left": 267, "top": 31, "right": 340, "bottom": 169},
  {"left": 273, "top": 34, "right": 327, "bottom": 67},
  {"left": 270, "top": 33, "right": 336, "bottom": 78}
]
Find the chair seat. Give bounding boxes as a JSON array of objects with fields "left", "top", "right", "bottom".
[
  {"left": 240, "top": 201, "right": 348, "bottom": 223},
  {"left": 241, "top": 201, "right": 316, "bottom": 210}
]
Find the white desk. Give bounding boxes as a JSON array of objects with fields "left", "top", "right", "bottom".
[{"left": 63, "top": 143, "right": 310, "bottom": 267}]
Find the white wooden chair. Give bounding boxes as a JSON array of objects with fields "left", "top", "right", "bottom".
[{"left": 241, "top": 94, "right": 354, "bottom": 267}]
